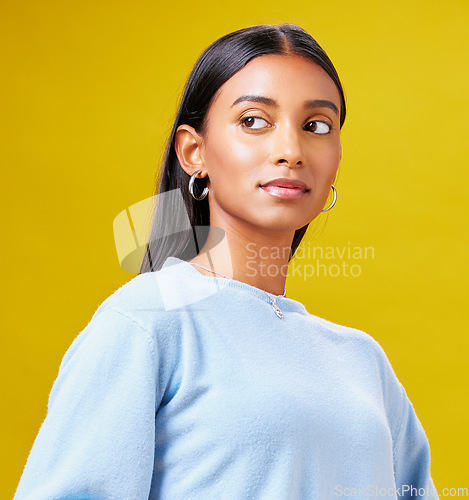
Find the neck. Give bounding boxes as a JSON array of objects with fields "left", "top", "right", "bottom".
[{"left": 189, "top": 223, "right": 295, "bottom": 296}]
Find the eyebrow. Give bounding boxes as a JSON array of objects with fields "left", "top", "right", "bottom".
[{"left": 231, "top": 94, "right": 339, "bottom": 115}]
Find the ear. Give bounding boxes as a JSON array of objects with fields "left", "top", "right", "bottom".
[{"left": 174, "top": 124, "right": 207, "bottom": 178}]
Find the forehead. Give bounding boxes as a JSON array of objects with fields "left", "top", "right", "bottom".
[{"left": 211, "top": 54, "right": 341, "bottom": 110}]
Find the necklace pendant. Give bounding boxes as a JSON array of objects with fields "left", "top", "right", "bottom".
[{"left": 271, "top": 301, "right": 283, "bottom": 319}]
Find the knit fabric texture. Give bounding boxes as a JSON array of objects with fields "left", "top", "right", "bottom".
[{"left": 14, "top": 256, "right": 438, "bottom": 499}]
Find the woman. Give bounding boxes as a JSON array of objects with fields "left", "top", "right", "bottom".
[{"left": 15, "top": 23, "right": 438, "bottom": 499}]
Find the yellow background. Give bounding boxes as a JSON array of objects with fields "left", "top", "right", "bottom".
[{"left": 2, "top": 0, "right": 468, "bottom": 496}]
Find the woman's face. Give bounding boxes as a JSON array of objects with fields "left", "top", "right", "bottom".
[{"left": 187, "top": 53, "right": 342, "bottom": 235}]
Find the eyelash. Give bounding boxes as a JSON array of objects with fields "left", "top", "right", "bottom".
[{"left": 240, "top": 115, "right": 333, "bottom": 134}]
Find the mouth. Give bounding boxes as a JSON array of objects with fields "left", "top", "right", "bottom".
[
  {"left": 259, "top": 183, "right": 309, "bottom": 200},
  {"left": 258, "top": 177, "right": 310, "bottom": 200}
]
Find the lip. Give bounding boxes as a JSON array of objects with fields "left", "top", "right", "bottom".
[
  {"left": 260, "top": 178, "right": 309, "bottom": 190},
  {"left": 259, "top": 177, "right": 309, "bottom": 200}
]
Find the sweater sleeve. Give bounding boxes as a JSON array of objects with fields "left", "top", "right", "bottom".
[
  {"left": 392, "top": 383, "right": 439, "bottom": 499},
  {"left": 14, "top": 307, "right": 160, "bottom": 500}
]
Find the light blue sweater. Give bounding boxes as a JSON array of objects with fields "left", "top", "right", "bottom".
[{"left": 15, "top": 256, "right": 438, "bottom": 499}]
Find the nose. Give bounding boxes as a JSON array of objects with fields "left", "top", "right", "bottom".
[{"left": 270, "top": 122, "right": 304, "bottom": 167}]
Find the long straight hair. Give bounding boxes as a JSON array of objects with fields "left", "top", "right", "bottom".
[{"left": 139, "top": 23, "right": 346, "bottom": 273}]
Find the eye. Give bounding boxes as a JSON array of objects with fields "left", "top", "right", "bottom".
[
  {"left": 304, "top": 120, "right": 332, "bottom": 135},
  {"left": 241, "top": 116, "right": 270, "bottom": 130}
]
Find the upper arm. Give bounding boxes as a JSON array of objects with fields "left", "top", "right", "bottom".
[
  {"left": 14, "top": 307, "right": 160, "bottom": 500},
  {"left": 390, "top": 382, "right": 439, "bottom": 498}
]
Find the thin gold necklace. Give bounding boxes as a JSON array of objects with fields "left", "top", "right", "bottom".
[{"left": 189, "top": 262, "right": 286, "bottom": 319}]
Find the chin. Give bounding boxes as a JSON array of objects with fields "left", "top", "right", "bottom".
[{"left": 254, "top": 214, "right": 312, "bottom": 232}]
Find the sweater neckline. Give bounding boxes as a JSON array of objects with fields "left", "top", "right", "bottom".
[{"left": 161, "top": 256, "right": 309, "bottom": 315}]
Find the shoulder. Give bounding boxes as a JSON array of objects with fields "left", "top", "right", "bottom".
[
  {"left": 89, "top": 267, "right": 182, "bottom": 326},
  {"left": 307, "top": 312, "right": 387, "bottom": 358},
  {"left": 309, "top": 313, "right": 410, "bottom": 440},
  {"left": 58, "top": 269, "right": 185, "bottom": 382},
  {"left": 307, "top": 312, "right": 405, "bottom": 397},
  {"left": 81, "top": 267, "right": 193, "bottom": 359},
  {"left": 91, "top": 271, "right": 164, "bottom": 318}
]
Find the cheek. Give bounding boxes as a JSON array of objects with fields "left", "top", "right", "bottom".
[
  {"left": 313, "top": 143, "right": 341, "bottom": 180},
  {"left": 206, "top": 132, "right": 266, "bottom": 184}
]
